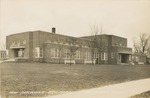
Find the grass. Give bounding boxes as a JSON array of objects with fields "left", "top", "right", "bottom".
[
  {"left": 130, "top": 91, "right": 150, "bottom": 98},
  {"left": 1, "top": 63, "right": 150, "bottom": 98}
]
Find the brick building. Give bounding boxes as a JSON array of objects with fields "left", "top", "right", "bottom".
[
  {"left": 6, "top": 28, "right": 132, "bottom": 64},
  {"left": 81, "top": 34, "right": 132, "bottom": 64}
]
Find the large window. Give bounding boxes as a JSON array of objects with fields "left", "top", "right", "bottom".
[
  {"left": 34, "top": 47, "right": 43, "bottom": 58},
  {"left": 85, "top": 51, "right": 91, "bottom": 60},
  {"left": 0, "top": 53, "right": 5, "bottom": 58},
  {"left": 34, "top": 48, "right": 38, "bottom": 58},
  {"left": 65, "top": 49, "right": 70, "bottom": 59},
  {"left": 85, "top": 52, "right": 87, "bottom": 59},
  {"left": 75, "top": 50, "right": 81, "bottom": 59},
  {"left": 94, "top": 52, "right": 99, "bottom": 59},
  {"left": 101, "top": 52, "right": 108, "bottom": 60},
  {"left": 51, "top": 48, "right": 59, "bottom": 58}
]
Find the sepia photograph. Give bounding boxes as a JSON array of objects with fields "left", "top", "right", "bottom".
[{"left": 0, "top": 0, "right": 150, "bottom": 98}]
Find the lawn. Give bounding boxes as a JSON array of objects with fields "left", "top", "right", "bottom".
[
  {"left": 130, "top": 91, "right": 150, "bottom": 98},
  {"left": 1, "top": 63, "right": 150, "bottom": 98}
]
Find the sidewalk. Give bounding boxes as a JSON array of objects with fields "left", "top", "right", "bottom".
[
  {"left": 0, "top": 61, "right": 4, "bottom": 63},
  {"left": 45, "top": 78, "right": 150, "bottom": 98}
]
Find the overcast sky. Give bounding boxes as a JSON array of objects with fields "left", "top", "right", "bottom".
[{"left": 0, "top": 0, "right": 150, "bottom": 49}]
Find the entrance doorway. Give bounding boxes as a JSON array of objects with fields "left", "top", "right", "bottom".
[
  {"left": 95, "top": 58, "right": 99, "bottom": 64},
  {"left": 14, "top": 49, "right": 19, "bottom": 57},
  {"left": 13, "top": 49, "right": 24, "bottom": 58},
  {"left": 121, "top": 54, "right": 129, "bottom": 63}
]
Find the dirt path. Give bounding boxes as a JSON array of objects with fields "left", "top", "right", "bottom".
[{"left": 45, "top": 78, "right": 150, "bottom": 98}]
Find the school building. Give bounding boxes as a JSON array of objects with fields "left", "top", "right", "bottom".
[{"left": 6, "top": 28, "right": 133, "bottom": 64}]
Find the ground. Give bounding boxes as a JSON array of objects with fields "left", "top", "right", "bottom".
[
  {"left": 1, "top": 63, "right": 150, "bottom": 98},
  {"left": 130, "top": 91, "right": 150, "bottom": 98}
]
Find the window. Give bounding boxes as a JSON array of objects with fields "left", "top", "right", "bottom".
[
  {"left": 39, "top": 48, "right": 43, "bottom": 57},
  {"left": 51, "top": 48, "right": 54, "bottom": 57},
  {"left": 85, "top": 51, "right": 91, "bottom": 60},
  {"left": 129, "top": 55, "right": 131, "bottom": 61},
  {"left": 94, "top": 52, "right": 99, "bottom": 59},
  {"left": 54, "top": 48, "right": 58, "bottom": 57},
  {"left": 51, "top": 48, "right": 59, "bottom": 58},
  {"left": 97, "top": 53, "right": 99, "bottom": 58},
  {"left": 85, "top": 52, "right": 88, "bottom": 59},
  {"left": 34, "top": 47, "right": 43, "bottom": 58},
  {"left": 101, "top": 52, "right": 108, "bottom": 60},
  {"left": 101, "top": 53, "right": 104, "bottom": 60},
  {"left": 75, "top": 50, "right": 81, "bottom": 59},
  {"left": 2, "top": 53, "right": 5, "bottom": 58},
  {"left": 4, "top": 53, "right": 6, "bottom": 58},
  {"left": 105, "top": 53, "right": 108, "bottom": 60},
  {"left": 89, "top": 52, "right": 91, "bottom": 59},
  {"left": 94, "top": 53, "right": 96, "bottom": 59},
  {"left": 87, "top": 52, "right": 90, "bottom": 59},
  {"left": 65, "top": 49, "right": 70, "bottom": 59},
  {"left": 34, "top": 48, "right": 39, "bottom": 58}
]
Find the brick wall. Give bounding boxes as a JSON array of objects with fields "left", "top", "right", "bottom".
[
  {"left": 6, "top": 32, "right": 31, "bottom": 59},
  {"left": 110, "top": 35, "right": 127, "bottom": 47},
  {"left": 6, "top": 31, "right": 132, "bottom": 64}
]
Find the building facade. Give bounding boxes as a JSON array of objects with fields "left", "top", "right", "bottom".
[
  {"left": 81, "top": 34, "right": 132, "bottom": 64},
  {"left": 6, "top": 28, "right": 132, "bottom": 64}
]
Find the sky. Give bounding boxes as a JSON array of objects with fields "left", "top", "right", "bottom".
[{"left": 0, "top": 0, "right": 150, "bottom": 49}]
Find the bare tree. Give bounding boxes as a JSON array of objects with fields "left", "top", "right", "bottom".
[
  {"left": 87, "top": 25, "right": 104, "bottom": 64},
  {"left": 66, "top": 37, "right": 79, "bottom": 66},
  {"left": 133, "top": 41, "right": 140, "bottom": 53},
  {"left": 0, "top": 35, "right": 6, "bottom": 50},
  {"left": 0, "top": 42, "right": 6, "bottom": 50},
  {"left": 133, "top": 33, "right": 150, "bottom": 55},
  {"left": 87, "top": 25, "right": 100, "bottom": 64}
]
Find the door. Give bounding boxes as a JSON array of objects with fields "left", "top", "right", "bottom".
[{"left": 96, "top": 58, "right": 99, "bottom": 64}]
